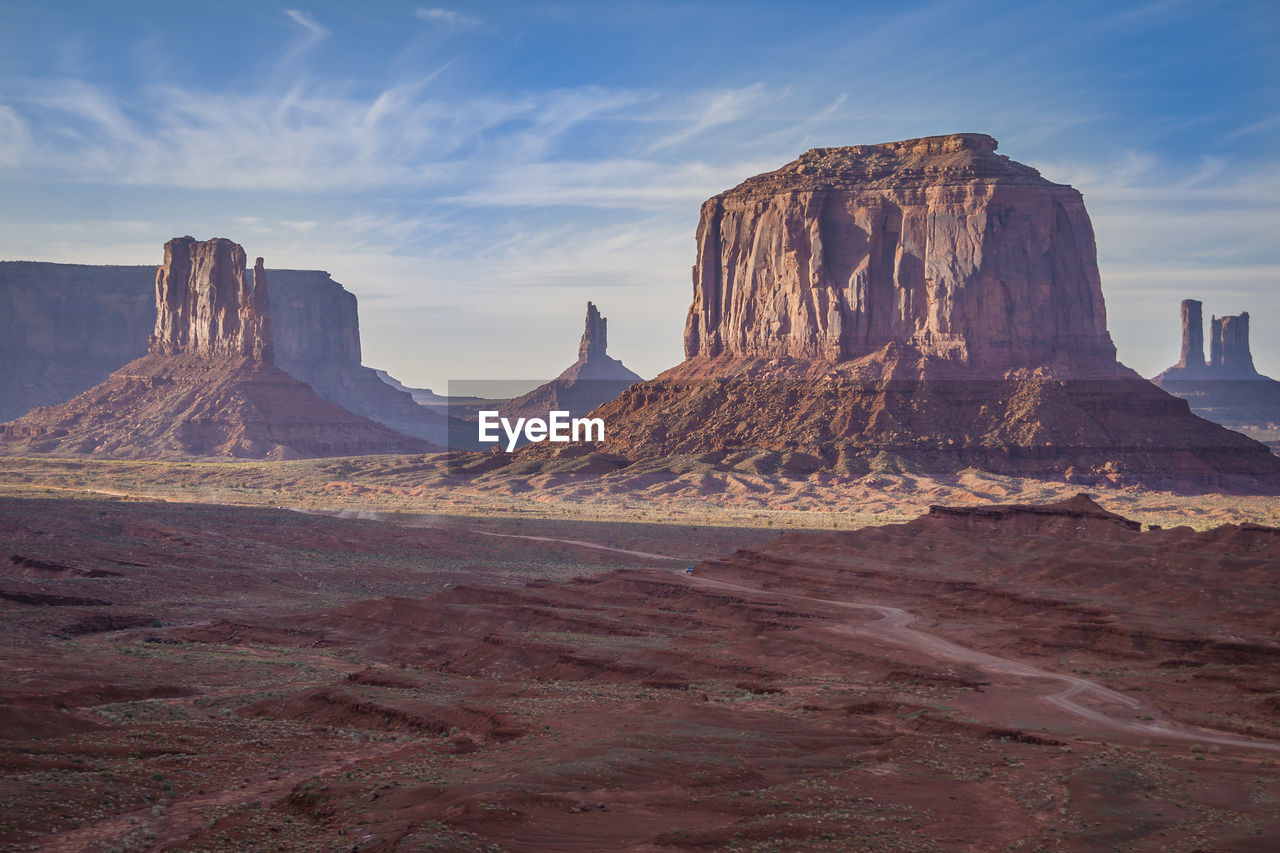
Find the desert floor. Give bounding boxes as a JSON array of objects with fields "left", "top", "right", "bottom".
[{"left": 2, "top": 455, "right": 1279, "bottom": 851}]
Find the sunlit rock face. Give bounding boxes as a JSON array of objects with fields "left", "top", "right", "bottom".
[
  {"left": 151, "top": 237, "right": 274, "bottom": 362},
  {"left": 683, "top": 133, "right": 1115, "bottom": 372}
]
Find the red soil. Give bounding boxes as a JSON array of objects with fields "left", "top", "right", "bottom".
[{"left": 2, "top": 495, "right": 1279, "bottom": 851}]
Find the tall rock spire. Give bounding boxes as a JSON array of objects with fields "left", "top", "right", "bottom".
[
  {"left": 578, "top": 301, "right": 608, "bottom": 362},
  {"left": 1177, "top": 299, "right": 1206, "bottom": 370},
  {"left": 1157, "top": 303, "right": 1262, "bottom": 382}
]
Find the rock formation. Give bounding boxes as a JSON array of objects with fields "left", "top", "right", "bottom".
[
  {"left": 1174, "top": 299, "right": 1209, "bottom": 376},
  {"left": 683, "top": 133, "right": 1114, "bottom": 370},
  {"left": 574, "top": 135, "right": 1280, "bottom": 490},
  {"left": 0, "top": 260, "right": 466, "bottom": 446},
  {"left": 1210, "top": 313, "right": 1258, "bottom": 378},
  {"left": 1157, "top": 301, "right": 1263, "bottom": 382},
  {"left": 0, "top": 262, "right": 155, "bottom": 422},
  {"left": 264, "top": 270, "right": 470, "bottom": 448},
  {"left": 499, "top": 301, "right": 643, "bottom": 424},
  {"left": 150, "top": 237, "right": 273, "bottom": 361},
  {"left": 0, "top": 237, "right": 435, "bottom": 460},
  {"left": 1154, "top": 301, "right": 1278, "bottom": 452},
  {"left": 579, "top": 301, "right": 609, "bottom": 362}
]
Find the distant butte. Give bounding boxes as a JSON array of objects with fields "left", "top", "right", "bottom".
[
  {"left": 1154, "top": 299, "right": 1265, "bottom": 382},
  {"left": 1153, "top": 299, "right": 1280, "bottom": 454},
  {"left": 0, "top": 237, "right": 434, "bottom": 459}
]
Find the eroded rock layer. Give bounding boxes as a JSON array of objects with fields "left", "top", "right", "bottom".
[{"left": 151, "top": 237, "right": 273, "bottom": 361}]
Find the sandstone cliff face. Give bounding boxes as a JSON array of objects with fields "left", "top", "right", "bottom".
[
  {"left": 269, "top": 270, "right": 361, "bottom": 369},
  {"left": 684, "top": 134, "right": 1115, "bottom": 371},
  {"left": 1210, "top": 313, "right": 1257, "bottom": 378},
  {"left": 1177, "top": 299, "right": 1208, "bottom": 373},
  {"left": 151, "top": 237, "right": 273, "bottom": 362},
  {"left": 0, "top": 263, "right": 154, "bottom": 422}
]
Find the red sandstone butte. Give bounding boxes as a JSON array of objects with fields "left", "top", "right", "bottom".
[
  {"left": 589, "top": 134, "right": 1280, "bottom": 490},
  {"left": 0, "top": 237, "right": 434, "bottom": 460}
]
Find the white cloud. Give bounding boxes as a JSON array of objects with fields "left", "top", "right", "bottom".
[
  {"left": 284, "top": 9, "right": 329, "bottom": 40},
  {"left": 0, "top": 77, "right": 664, "bottom": 193},
  {"left": 645, "top": 83, "right": 773, "bottom": 153},
  {"left": 445, "top": 157, "right": 772, "bottom": 210},
  {"left": 282, "top": 9, "right": 329, "bottom": 62},
  {"left": 414, "top": 7, "right": 481, "bottom": 28}
]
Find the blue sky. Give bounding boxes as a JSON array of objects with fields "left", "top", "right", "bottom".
[{"left": 1, "top": 0, "right": 1276, "bottom": 388}]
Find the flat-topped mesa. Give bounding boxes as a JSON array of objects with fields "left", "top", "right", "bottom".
[
  {"left": 150, "top": 236, "right": 274, "bottom": 362},
  {"left": 578, "top": 301, "right": 608, "bottom": 362},
  {"left": 683, "top": 133, "right": 1116, "bottom": 370}
]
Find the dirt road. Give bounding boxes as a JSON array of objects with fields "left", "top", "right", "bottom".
[{"left": 684, "top": 574, "right": 1280, "bottom": 753}]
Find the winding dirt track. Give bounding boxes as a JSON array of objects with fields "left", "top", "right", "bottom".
[
  {"left": 472, "top": 529, "right": 694, "bottom": 562},
  {"left": 684, "top": 574, "right": 1280, "bottom": 753},
  {"left": 307, "top": 509, "right": 1280, "bottom": 753}
]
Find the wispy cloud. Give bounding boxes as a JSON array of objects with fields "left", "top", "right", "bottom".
[
  {"left": 414, "top": 7, "right": 481, "bottom": 28},
  {"left": 1088, "top": 0, "right": 1200, "bottom": 33},
  {"left": 0, "top": 77, "right": 653, "bottom": 193},
  {"left": 282, "top": 9, "right": 329, "bottom": 59},
  {"left": 284, "top": 9, "right": 328, "bottom": 40},
  {"left": 445, "top": 157, "right": 772, "bottom": 210},
  {"left": 645, "top": 83, "right": 772, "bottom": 153}
]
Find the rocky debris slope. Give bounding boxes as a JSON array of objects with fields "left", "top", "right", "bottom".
[
  {"left": 573, "top": 135, "right": 1280, "bottom": 490},
  {"left": 0, "top": 237, "right": 434, "bottom": 459},
  {"left": 499, "top": 301, "right": 643, "bottom": 422},
  {"left": 1153, "top": 300, "right": 1279, "bottom": 451}
]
